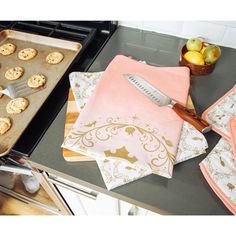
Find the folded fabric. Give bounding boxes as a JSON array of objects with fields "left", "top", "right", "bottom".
[
  {"left": 202, "top": 85, "right": 236, "bottom": 141},
  {"left": 200, "top": 138, "right": 236, "bottom": 215},
  {"left": 97, "top": 122, "right": 208, "bottom": 189},
  {"left": 69, "top": 71, "right": 208, "bottom": 165},
  {"left": 201, "top": 86, "right": 236, "bottom": 214},
  {"left": 64, "top": 70, "right": 208, "bottom": 189},
  {"left": 229, "top": 117, "right": 236, "bottom": 165},
  {"left": 69, "top": 71, "right": 103, "bottom": 112},
  {"left": 175, "top": 122, "right": 208, "bottom": 164},
  {"left": 63, "top": 55, "right": 191, "bottom": 179}
]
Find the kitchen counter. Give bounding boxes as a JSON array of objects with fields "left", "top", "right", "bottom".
[{"left": 29, "top": 26, "right": 236, "bottom": 215}]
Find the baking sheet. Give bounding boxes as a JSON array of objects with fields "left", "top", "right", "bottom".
[{"left": 0, "top": 29, "right": 82, "bottom": 157}]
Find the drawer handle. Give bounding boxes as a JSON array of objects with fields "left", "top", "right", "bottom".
[{"left": 47, "top": 178, "right": 98, "bottom": 200}]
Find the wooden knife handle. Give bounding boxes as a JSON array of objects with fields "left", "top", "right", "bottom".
[{"left": 172, "top": 103, "right": 211, "bottom": 133}]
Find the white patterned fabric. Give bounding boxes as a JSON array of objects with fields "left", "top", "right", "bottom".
[
  {"left": 200, "top": 138, "right": 236, "bottom": 214},
  {"left": 176, "top": 122, "right": 208, "bottom": 164},
  {"left": 205, "top": 87, "right": 236, "bottom": 137}
]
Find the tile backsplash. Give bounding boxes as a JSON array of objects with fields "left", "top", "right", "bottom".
[{"left": 119, "top": 21, "right": 236, "bottom": 49}]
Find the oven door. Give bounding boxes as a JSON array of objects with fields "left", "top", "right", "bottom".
[{"left": 44, "top": 172, "right": 128, "bottom": 215}]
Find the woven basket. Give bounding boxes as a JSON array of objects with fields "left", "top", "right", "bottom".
[{"left": 179, "top": 44, "right": 216, "bottom": 76}]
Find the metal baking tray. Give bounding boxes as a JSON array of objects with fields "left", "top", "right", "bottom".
[{"left": 0, "top": 29, "right": 82, "bottom": 157}]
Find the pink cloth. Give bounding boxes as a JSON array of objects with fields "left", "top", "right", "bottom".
[
  {"left": 201, "top": 86, "right": 236, "bottom": 215},
  {"left": 64, "top": 55, "right": 190, "bottom": 178},
  {"left": 202, "top": 85, "right": 236, "bottom": 141},
  {"left": 200, "top": 122, "right": 236, "bottom": 214},
  {"left": 200, "top": 163, "right": 236, "bottom": 215}
]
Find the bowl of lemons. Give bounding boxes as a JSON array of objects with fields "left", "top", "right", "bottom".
[{"left": 179, "top": 38, "right": 221, "bottom": 75}]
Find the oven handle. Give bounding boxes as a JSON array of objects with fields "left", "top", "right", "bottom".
[
  {"left": 47, "top": 177, "right": 98, "bottom": 200},
  {"left": 0, "top": 185, "right": 61, "bottom": 215}
]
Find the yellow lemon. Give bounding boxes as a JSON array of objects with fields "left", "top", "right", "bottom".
[{"left": 184, "top": 51, "right": 205, "bottom": 65}]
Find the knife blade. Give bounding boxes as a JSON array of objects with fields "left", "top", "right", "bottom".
[{"left": 123, "top": 73, "right": 211, "bottom": 133}]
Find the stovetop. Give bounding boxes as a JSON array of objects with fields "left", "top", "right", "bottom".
[{"left": 0, "top": 21, "right": 116, "bottom": 158}]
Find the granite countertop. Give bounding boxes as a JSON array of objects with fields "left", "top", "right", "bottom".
[{"left": 29, "top": 26, "right": 236, "bottom": 215}]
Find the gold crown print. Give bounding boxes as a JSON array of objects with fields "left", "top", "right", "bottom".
[{"left": 104, "top": 146, "right": 138, "bottom": 163}]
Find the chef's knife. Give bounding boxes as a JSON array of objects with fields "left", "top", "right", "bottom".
[{"left": 123, "top": 73, "right": 211, "bottom": 133}]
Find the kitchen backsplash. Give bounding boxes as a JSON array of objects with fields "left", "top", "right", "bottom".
[{"left": 119, "top": 21, "right": 236, "bottom": 49}]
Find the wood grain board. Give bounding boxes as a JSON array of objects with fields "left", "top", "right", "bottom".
[
  {"left": 62, "top": 89, "right": 196, "bottom": 162},
  {"left": 62, "top": 89, "right": 94, "bottom": 162}
]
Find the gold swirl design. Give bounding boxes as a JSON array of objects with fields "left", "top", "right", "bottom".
[
  {"left": 68, "top": 124, "right": 123, "bottom": 147},
  {"left": 66, "top": 117, "right": 175, "bottom": 172},
  {"left": 150, "top": 152, "right": 175, "bottom": 176}
]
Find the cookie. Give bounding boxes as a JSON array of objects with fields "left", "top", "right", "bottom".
[
  {"left": 5, "top": 66, "right": 24, "bottom": 81},
  {"left": 46, "top": 52, "right": 64, "bottom": 64},
  {"left": 6, "top": 98, "right": 29, "bottom": 114},
  {"left": 0, "top": 85, "right": 4, "bottom": 99},
  {"left": 0, "top": 43, "right": 16, "bottom": 56},
  {"left": 27, "top": 74, "right": 46, "bottom": 89},
  {"left": 18, "top": 48, "right": 37, "bottom": 61},
  {"left": 0, "top": 117, "right": 12, "bottom": 135}
]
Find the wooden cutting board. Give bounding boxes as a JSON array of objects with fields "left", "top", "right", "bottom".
[
  {"left": 62, "top": 89, "right": 94, "bottom": 162},
  {"left": 62, "top": 89, "right": 196, "bottom": 162}
]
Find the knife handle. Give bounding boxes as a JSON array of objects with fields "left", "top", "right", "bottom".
[{"left": 172, "top": 103, "right": 211, "bottom": 133}]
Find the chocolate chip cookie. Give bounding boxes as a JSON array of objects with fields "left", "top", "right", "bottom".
[
  {"left": 6, "top": 97, "right": 29, "bottom": 114},
  {"left": 27, "top": 74, "right": 46, "bottom": 89},
  {"left": 5, "top": 66, "right": 24, "bottom": 81},
  {"left": 18, "top": 48, "right": 37, "bottom": 61},
  {"left": 46, "top": 51, "right": 64, "bottom": 64},
  {"left": 0, "top": 117, "right": 12, "bottom": 135},
  {"left": 0, "top": 43, "right": 16, "bottom": 56}
]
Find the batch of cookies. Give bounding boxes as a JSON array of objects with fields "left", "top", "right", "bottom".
[{"left": 0, "top": 42, "right": 64, "bottom": 136}]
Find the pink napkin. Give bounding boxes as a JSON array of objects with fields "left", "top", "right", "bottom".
[
  {"left": 202, "top": 85, "right": 236, "bottom": 141},
  {"left": 64, "top": 55, "right": 190, "bottom": 178},
  {"left": 200, "top": 86, "right": 236, "bottom": 214},
  {"left": 200, "top": 138, "right": 236, "bottom": 215}
]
